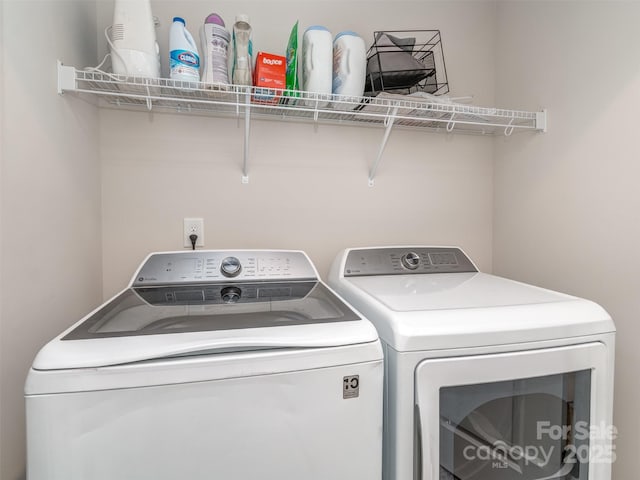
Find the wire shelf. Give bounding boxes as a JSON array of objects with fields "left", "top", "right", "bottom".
[
  {"left": 59, "top": 65, "right": 544, "bottom": 135},
  {"left": 57, "top": 62, "right": 546, "bottom": 184}
]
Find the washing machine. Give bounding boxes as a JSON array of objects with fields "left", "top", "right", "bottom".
[
  {"left": 26, "top": 250, "right": 383, "bottom": 480},
  {"left": 328, "top": 246, "right": 615, "bottom": 480}
]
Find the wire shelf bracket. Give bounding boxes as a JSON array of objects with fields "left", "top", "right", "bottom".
[{"left": 368, "top": 106, "right": 399, "bottom": 186}]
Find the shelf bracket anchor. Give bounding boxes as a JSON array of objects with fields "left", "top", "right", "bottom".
[
  {"left": 368, "top": 106, "right": 399, "bottom": 187},
  {"left": 536, "top": 109, "right": 547, "bottom": 133},
  {"left": 242, "top": 91, "right": 251, "bottom": 184},
  {"left": 57, "top": 60, "right": 77, "bottom": 94}
]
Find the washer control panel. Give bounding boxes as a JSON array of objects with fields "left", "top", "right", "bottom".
[
  {"left": 133, "top": 251, "right": 317, "bottom": 286},
  {"left": 343, "top": 247, "right": 477, "bottom": 277}
]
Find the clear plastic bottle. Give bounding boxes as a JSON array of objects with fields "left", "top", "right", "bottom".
[{"left": 232, "top": 14, "right": 253, "bottom": 86}]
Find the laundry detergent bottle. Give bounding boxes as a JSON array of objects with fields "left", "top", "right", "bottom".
[
  {"left": 170, "top": 17, "right": 200, "bottom": 82},
  {"left": 332, "top": 31, "right": 366, "bottom": 98},
  {"left": 201, "top": 13, "right": 230, "bottom": 86},
  {"left": 302, "top": 26, "right": 333, "bottom": 102}
]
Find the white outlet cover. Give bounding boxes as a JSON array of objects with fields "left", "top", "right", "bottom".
[{"left": 183, "top": 217, "right": 205, "bottom": 248}]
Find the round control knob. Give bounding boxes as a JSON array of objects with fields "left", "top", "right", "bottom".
[
  {"left": 401, "top": 252, "right": 421, "bottom": 270},
  {"left": 220, "top": 286, "right": 241, "bottom": 304},
  {"left": 220, "top": 256, "right": 242, "bottom": 277}
]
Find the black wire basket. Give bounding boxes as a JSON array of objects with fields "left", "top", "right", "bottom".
[{"left": 365, "top": 30, "right": 449, "bottom": 96}]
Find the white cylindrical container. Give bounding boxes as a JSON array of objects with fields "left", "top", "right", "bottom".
[
  {"left": 201, "top": 13, "right": 230, "bottom": 87},
  {"left": 332, "top": 31, "right": 366, "bottom": 98},
  {"left": 302, "top": 26, "right": 333, "bottom": 101},
  {"left": 110, "top": 0, "right": 160, "bottom": 78},
  {"left": 232, "top": 14, "right": 253, "bottom": 86},
  {"left": 169, "top": 17, "right": 200, "bottom": 82}
]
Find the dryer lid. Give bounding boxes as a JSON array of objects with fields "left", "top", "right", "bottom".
[
  {"left": 333, "top": 272, "right": 614, "bottom": 351},
  {"left": 346, "top": 272, "right": 572, "bottom": 312},
  {"left": 329, "top": 246, "right": 615, "bottom": 351}
]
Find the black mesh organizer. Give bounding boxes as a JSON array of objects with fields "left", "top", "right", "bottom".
[{"left": 365, "top": 30, "right": 449, "bottom": 96}]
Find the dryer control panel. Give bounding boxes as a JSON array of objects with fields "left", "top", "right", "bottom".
[
  {"left": 132, "top": 250, "right": 317, "bottom": 286},
  {"left": 343, "top": 247, "right": 477, "bottom": 277}
]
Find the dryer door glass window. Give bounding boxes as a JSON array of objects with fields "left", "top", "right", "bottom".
[{"left": 439, "top": 370, "right": 591, "bottom": 480}]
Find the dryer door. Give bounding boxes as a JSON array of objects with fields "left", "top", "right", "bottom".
[{"left": 415, "top": 342, "right": 613, "bottom": 480}]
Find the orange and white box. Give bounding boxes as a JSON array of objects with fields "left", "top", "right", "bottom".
[{"left": 253, "top": 52, "right": 286, "bottom": 104}]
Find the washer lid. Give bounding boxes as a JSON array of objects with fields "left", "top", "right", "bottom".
[{"left": 32, "top": 281, "right": 378, "bottom": 370}]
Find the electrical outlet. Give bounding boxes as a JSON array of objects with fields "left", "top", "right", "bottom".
[{"left": 183, "top": 218, "right": 205, "bottom": 248}]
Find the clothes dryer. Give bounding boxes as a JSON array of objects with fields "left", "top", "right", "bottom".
[
  {"left": 26, "top": 250, "right": 383, "bottom": 480},
  {"left": 328, "top": 246, "right": 615, "bottom": 480}
]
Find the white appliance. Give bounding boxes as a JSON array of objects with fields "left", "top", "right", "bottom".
[
  {"left": 328, "top": 246, "right": 616, "bottom": 480},
  {"left": 109, "top": 0, "right": 160, "bottom": 77},
  {"left": 26, "top": 250, "right": 383, "bottom": 480}
]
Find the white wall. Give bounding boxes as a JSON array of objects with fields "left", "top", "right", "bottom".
[
  {"left": 0, "top": 0, "right": 4, "bottom": 475},
  {"left": 100, "top": 0, "right": 499, "bottom": 297},
  {"left": 494, "top": 2, "right": 640, "bottom": 478},
  {"left": 0, "top": 1, "right": 102, "bottom": 479}
]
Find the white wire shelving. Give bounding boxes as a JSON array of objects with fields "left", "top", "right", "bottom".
[{"left": 57, "top": 62, "right": 547, "bottom": 185}]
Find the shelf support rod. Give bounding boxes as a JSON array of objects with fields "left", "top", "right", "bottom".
[
  {"left": 242, "top": 90, "right": 251, "bottom": 184},
  {"left": 145, "top": 85, "right": 153, "bottom": 111},
  {"left": 368, "top": 106, "right": 399, "bottom": 187}
]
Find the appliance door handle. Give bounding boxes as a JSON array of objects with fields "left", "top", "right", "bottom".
[{"left": 414, "top": 403, "right": 423, "bottom": 480}]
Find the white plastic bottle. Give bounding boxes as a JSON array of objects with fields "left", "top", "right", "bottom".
[
  {"left": 110, "top": 0, "right": 160, "bottom": 78},
  {"left": 302, "top": 26, "right": 333, "bottom": 105},
  {"left": 232, "top": 14, "right": 253, "bottom": 86},
  {"left": 200, "top": 13, "right": 230, "bottom": 86},
  {"left": 169, "top": 17, "right": 200, "bottom": 82},
  {"left": 332, "top": 31, "right": 366, "bottom": 98}
]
